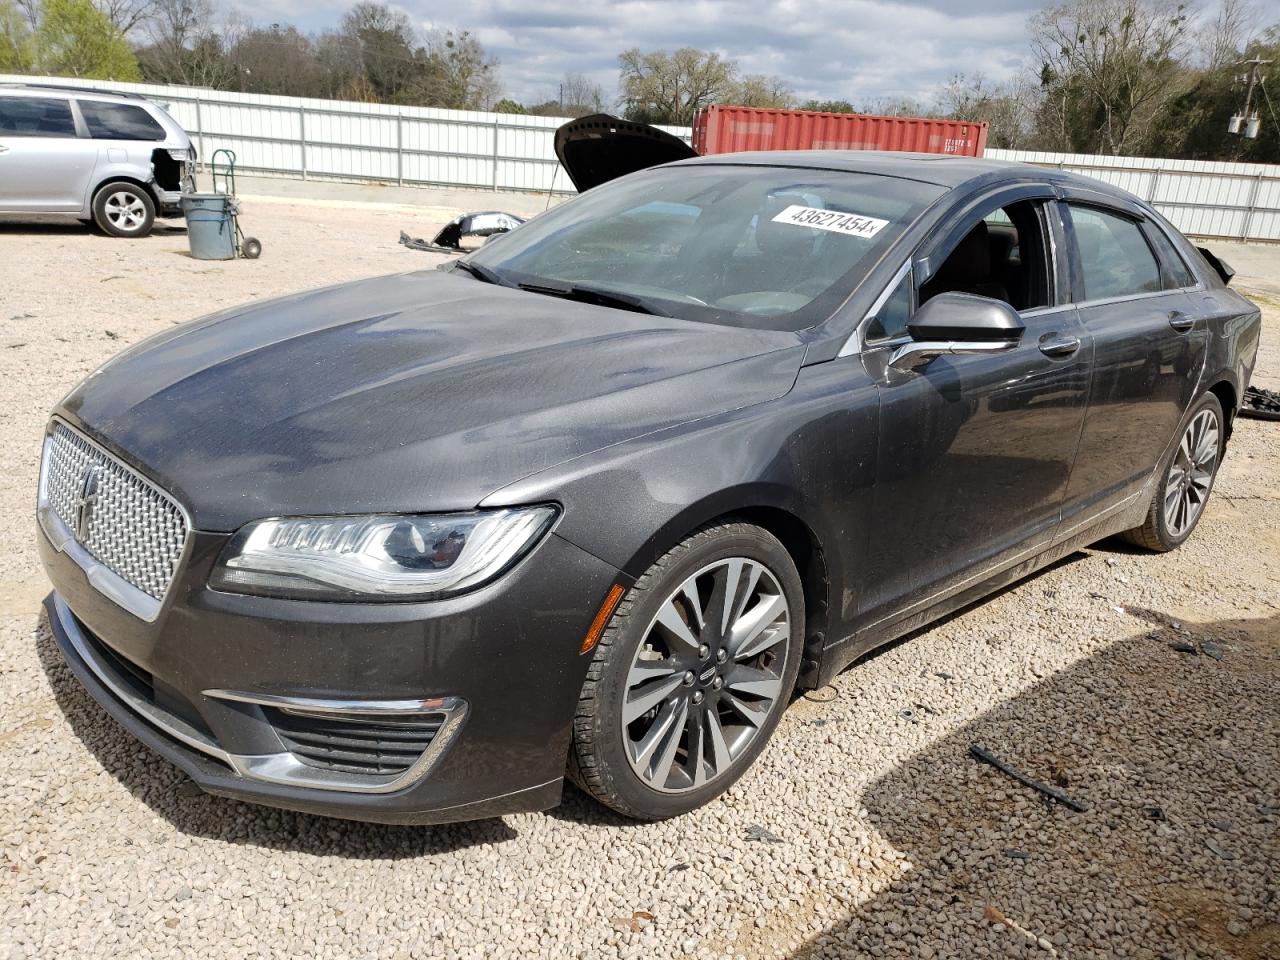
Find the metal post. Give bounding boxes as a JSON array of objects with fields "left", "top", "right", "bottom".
[
  {"left": 492, "top": 117, "right": 501, "bottom": 190},
  {"left": 1147, "top": 167, "right": 1161, "bottom": 204},
  {"left": 1240, "top": 170, "right": 1264, "bottom": 241},
  {"left": 396, "top": 115, "right": 404, "bottom": 186},
  {"left": 194, "top": 99, "right": 205, "bottom": 173},
  {"left": 299, "top": 106, "right": 307, "bottom": 181}
]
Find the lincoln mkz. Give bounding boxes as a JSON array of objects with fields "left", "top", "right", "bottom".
[{"left": 39, "top": 123, "right": 1261, "bottom": 823}]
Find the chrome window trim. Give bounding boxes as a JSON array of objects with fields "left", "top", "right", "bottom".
[
  {"left": 1071, "top": 284, "right": 1204, "bottom": 311},
  {"left": 837, "top": 258, "right": 911, "bottom": 357},
  {"left": 53, "top": 592, "right": 468, "bottom": 795},
  {"left": 37, "top": 418, "right": 193, "bottom": 623}
]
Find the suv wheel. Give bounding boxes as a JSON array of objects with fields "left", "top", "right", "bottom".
[
  {"left": 569, "top": 522, "right": 803, "bottom": 819},
  {"left": 93, "top": 182, "right": 155, "bottom": 238},
  {"left": 1121, "top": 391, "right": 1224, "bottom": 552}
]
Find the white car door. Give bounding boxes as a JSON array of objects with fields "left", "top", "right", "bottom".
[{"left": 0, "top": 95, "right": 96, "bottom": 212}]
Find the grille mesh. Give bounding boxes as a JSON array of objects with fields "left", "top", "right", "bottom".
[
  {"left": 42, "top": 422, "right": 188, "bottom": 600},
  {"left": 263, "top": 708, "right": 444, "bottom": 776}
]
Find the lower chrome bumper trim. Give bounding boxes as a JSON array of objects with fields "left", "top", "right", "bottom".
[{"left": 53, "top": 593, "right": 468, "bottom": 795}]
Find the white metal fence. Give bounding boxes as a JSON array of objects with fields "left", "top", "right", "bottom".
[{"left": 4, "top": 75, "right": 1279, "bottom": 241}]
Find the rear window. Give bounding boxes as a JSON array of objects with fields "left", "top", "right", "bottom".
[
  {"left": 78, "top": 100, "right": 165, "bottom": 141},
  {"left": 1068, "top": 204, "right": 1161, "bottom": 301},
  {"left": 0, "top": 96, "right": 77, "bottom": 137},
  {"left": 468, "top": 165, "right": 945, "bottom": 332}
]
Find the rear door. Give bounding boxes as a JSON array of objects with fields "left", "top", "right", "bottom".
[
  {"left": 1058, "top": 198, "right": 1209, "bottom": 525},
  {"left": 0, "top": 95, "right": 93, "bottom": 212}
]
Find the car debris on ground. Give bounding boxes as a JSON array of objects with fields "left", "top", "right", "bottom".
[{"left": 400, "top": 211, "right": 526, "bottom": 254}]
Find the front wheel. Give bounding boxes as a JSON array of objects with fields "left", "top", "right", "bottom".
[
  {"left": 569, "top": 522, "right": 804, "bottom": 819},
  {"left": 92, "top": 182, "right": 155, "bottom": 238},
  {"left": 1121, "top": 392, "right": 1224, "bottom": 552}
]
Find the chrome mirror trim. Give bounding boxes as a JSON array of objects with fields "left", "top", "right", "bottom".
[{"left": 888, "top": 338, "right": 1019, "bottom": 371}]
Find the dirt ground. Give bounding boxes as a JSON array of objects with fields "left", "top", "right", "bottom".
[{"left": 0, "top": 199, "right": 1277, "bottom": 959}]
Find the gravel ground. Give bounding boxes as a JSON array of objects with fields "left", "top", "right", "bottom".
[{"left": 1, "top": 200, "right": 1277, "bottom": 960}]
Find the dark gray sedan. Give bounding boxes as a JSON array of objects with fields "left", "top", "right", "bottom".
[{"left": 38, "top": 147, "right": 1261, "bottom": 823}]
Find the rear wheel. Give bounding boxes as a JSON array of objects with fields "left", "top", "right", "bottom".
[
  {"left": 93, "top": 182, "right": 155, "bottom": 238},
  {"left": 1121, "top": 392, "right": 1224, "bottom": 552},
  {"left": 569, "top": 522, "right": 803, "bottom": 819}
]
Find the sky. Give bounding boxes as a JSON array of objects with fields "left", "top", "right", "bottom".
[{"left": 230, "top": 0, "right": 1054, "bottom": 107}]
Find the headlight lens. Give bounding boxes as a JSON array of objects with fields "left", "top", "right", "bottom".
[{"left": 209, "top": 506, "right": 556, "bottom": 601}]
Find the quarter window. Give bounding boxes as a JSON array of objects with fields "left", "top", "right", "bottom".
[
  {"left": 1145, "top": 224, "right": 1196, "bottom": 289},
  {"left": 0, "top": 97, "right": 77, "bottom": 137},
  {"left": 78, "top": 101, "right": 165, "bottom": 141},
  {"left": 1068, "top": 204, "right": 1161, "bottom": 301},
  {"left": 865, "top": 271, "right": 912, "bottom": 341}
]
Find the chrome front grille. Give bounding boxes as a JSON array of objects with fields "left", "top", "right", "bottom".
[{"left": 40, "top": 421, "right": 188, "bottom": 602}]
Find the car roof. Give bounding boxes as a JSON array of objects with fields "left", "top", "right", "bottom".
[
  {"left": 668, "top": 149, "right": 1131, "bottom": 200},
  {"left": 0, "top": 83, "right": 148, "bottom": 103}
]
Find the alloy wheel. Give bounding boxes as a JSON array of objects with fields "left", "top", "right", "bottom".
[
  {"left": 104, "top": 191, "right": 148, "bottom": 232},
  {"left": 1163, "top": 408, "right": 1220, "bottom": 537},
  {"left": 623, "top": 557, "right": 791, "bottom": 793}
]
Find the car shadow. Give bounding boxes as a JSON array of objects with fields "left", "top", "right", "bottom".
[
  {"left": 33, "top": 605, "right": 517, "bottom": 858},
  {"left": 778, "top": 606, "right": 1279, "bottom": 959},
  {"left": 0, "top": 218, "right": 187, "bottom": 237}
]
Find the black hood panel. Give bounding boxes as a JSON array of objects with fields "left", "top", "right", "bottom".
[
  {"left": 60, "top": 270, "right": 802, "bottom": 530},
  {"left": 554, "top": 114, "right": 697, "bottom": 192}
]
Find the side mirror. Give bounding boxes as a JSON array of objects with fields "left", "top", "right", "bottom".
[{"left": 889, "top": 292, "right": 1024, "bottom": 371}]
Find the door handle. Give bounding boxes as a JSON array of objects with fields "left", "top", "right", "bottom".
[
  {"left": 1038, "top": 334, "right": 1081, "bottom": 358},
  {"left": 1168, "top": 310, "right": 1196, "bottom": 332}
]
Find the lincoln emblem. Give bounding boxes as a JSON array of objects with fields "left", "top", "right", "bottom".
[{"left": 73, "top": 465, "right": 102, "bottom": 540}]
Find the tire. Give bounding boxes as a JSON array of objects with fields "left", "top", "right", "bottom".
[
  {"left": 569, "top": 522, "right": 804, "bottom": 820},
  {"left": 241, "top": 237, "right": 262, "bottom": 259},
  {"left": 1120, "top": 392, "right": 1224, "bottom": 552},
  {"left": 92, "top": 182, "right": 155, "bottom": 238}
]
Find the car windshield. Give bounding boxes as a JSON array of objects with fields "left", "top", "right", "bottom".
[{"left": 465, "top": 165, "right": 945, "bottom": 331}]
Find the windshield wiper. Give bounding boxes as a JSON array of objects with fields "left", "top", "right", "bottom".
[
  {"left": 452, "top": 259, "right": 507, "bottom": 286},
  {"left": 516, "top": 282, "right": 671, "bottom": 317}
]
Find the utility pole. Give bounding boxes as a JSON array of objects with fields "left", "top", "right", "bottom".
[{"left": 1229, "top": 57, "right": 1272, "bottom": 138}]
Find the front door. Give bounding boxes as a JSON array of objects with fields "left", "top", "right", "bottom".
[{"left": 855, "top": 192, "right": 1091, "bottom": 635}]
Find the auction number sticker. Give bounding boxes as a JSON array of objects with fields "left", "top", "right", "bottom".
[{"left": 771, "top": 205, "right": 889, "bottom": 239}]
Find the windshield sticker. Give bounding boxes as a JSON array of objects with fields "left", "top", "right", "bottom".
[{"left": 771, "top": 205, "right": 889, "bottom": 239}]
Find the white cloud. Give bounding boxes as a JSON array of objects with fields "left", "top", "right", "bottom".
[{"left": 249, "top": 0, "right": 1049, "bottom": 108}]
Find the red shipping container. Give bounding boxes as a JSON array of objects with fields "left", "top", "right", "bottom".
[{"left": 692, "top": 104, "right": 988, "bottom": 158}]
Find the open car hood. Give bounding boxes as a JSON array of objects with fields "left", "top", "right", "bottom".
[{"left": 554, "top": 114, "right": 697, "bottom": 192}]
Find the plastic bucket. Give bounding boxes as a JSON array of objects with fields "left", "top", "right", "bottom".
[{"left": 181, "top": 193, "right": 236, "bottom": 260}]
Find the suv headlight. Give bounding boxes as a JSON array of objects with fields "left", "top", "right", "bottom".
[{"left": 209, "top": 506, "right": 557, "bottom": 601}]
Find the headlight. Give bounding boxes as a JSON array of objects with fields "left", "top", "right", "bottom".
[{"left": 209, "top": 506, "right": 557, "bottom": 601}]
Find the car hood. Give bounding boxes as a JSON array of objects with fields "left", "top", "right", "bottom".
[
  {"left": 59, "top": 270, "right": 804, "bottom": 531},
  {"left": 554, "top": 114, "right": 698, "bottom": 192}
]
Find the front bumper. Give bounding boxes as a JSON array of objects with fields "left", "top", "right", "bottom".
[{"left": 41, "top": 523, "right": 621, "bottom": 824}]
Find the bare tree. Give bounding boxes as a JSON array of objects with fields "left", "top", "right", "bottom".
[
  {"left": 557, "top": 71, "right": 605, "bottom": 116},
  {"left": 139, "top": 0, "right": 234, "bottom": 87},
  {"left": 1031, "top": 0, "right": 1193, "bottom": 154},
  {"left": 1200, "top": 0, "right": 1258, "bottom": 68},
  {"left": 95, "top": 0, "right": 155, "bottom": 36}
]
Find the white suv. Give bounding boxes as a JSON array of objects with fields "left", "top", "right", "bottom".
[{"left": 0, "top": 83, "right": 195, "bottom": 238}]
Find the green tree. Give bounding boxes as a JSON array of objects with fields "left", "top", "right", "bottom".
[
  {"left": 36, "top": 0, "right": 140, "bottom": 79},
  {"left": 0, "top": 0, "right": 35, "bottom": 71},
  {"left": 492, "top": 98, "right": 526, "bottom": 114},
  {"left": 618, "top": 47, "right": 737, "bottom": 124}
]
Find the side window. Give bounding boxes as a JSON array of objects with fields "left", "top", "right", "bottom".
[
  {"left": 0, "top": 97, "right": 77, "bottom": 137},
  {"left": 78, "top": 101, "right": 165, "bottom": 141},
  {"left": 919, "top": 199, "right": 1052, "bottom": 312},
  {"left": 1067, "top": 204, "right": 1161, "bottom": 301},
  {"left": 1144, "top": 224, "right": 1196, "bottom": 289},
  {"left": 865, "top": 270, "right": 912, "bottom": 341}
]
